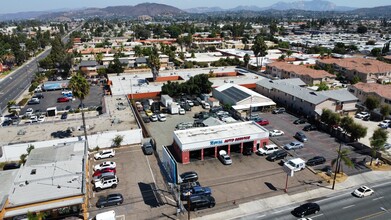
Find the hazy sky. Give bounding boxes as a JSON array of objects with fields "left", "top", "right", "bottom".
[{"left": 1, "top": 0, "right": 390, "bottom": 14}]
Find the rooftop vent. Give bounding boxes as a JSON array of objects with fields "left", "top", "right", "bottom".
[{"left": 30, "top": 169, "right": 36, "bottom": 175}]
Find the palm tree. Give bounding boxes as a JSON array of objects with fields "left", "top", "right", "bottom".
[
  {"left": 286, "top": 50, "right": 293, "bottom": 60},
  {"left": 331, "top": 148, "right": 353, "bottom": 174},
  {"left": 68, "top": 73, "right": 90, "bottom": 146},
  {"left": 148, "top": 47, "right": 161, "bottom": 81},
  {"left": 251, "top": 35, "right": 268, "bottom": 70},
  {"left": 369, "top": 128, "right": 388, "bottom": 166}
]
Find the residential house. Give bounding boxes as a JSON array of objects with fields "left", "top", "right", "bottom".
[
  {"left": 266, "top": 62, "right": 336, "bottom": 85},
  {"left": 79, "top": 60, "right": 98, "bottom": 76},
  {"left": 348, "top": 82, "right": 391, "bottom": 107},
  {"left": 256, "top": 79, "right": 358, "bottom": 117},
  {"left": 317, "top": 58, "right": 391, "bottom": 83}
]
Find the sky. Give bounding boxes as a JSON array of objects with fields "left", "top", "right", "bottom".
[{"left": 1, "top": 0, "right": 390, "bottom": 14}]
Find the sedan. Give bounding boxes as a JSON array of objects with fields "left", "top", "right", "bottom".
[
  {"left": 284, "top": 141, "right": 304, "bottom": 150},
  {"left": 96, "top": 193, "right": 124, "bottom": 208},
  {"left": 38, "top": 115, "right": 45, "bottom": 122},
  {"left": 303, "top": 124, "right": 317, "bottom": 131},
  {"left": 378, "top": 120, "right": 390, "bottom": 129},
  {"left": 150, "top": 114, "right": 158, "bottom": 122},
  {"left": 218, "top": 150, "right": 232, "bottom": 165},
  {"left": 93, "top": 168, "right": 116, "bottom": 177},
  {"left": 292, "top": 203, "right": 320, "bottom": 217},
  {"left": 352, "top": 186, "right": 374, "bottom": 198},
  {"left": 25, "top": 108, "right": 34, "bottom": 116},
  {"left": 306, "top": 156, "right": 326, "bottom": 166},
  {"left": 145, "top": 110, "right": 153, "bottom": 117},
  {"left": 295, "top": 131, "right": 308, "bottom": 142},
  {"left": 94, "top": 149, "right": 115, "bottom": 160},
  {"left": 355, "top": 112, "right": 370, "bottom": 119},
  {"left": 255, "top": 118, "right": 270, "bottom": 126},
  {"left": 269, "top": 129, "right": 284, "bottom": 137},
  {"left": 94, "top": 161, "right": 116, "bottom": 171},
  {"left": 158, "top": 113, "right": 167, "bottom": 122},
  {"left": 294, "top": 119, "right": 306, "bottom": 124},
  {"left": 61, "top": 112, "right": 68, "bottom": 119},
  {"left": 57, "top": 97, "right": 70, "bottom": 103}
]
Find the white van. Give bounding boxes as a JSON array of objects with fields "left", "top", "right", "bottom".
[
  {"left": 284, "top": 158, "right": 306, "bottom": 172},
  {"left": 95, "top": 210, "right": 116, "bottom": 220},
  {"left": 202, "top": 102, "right": 210, "bottom": 109},
  {"left": 257, "top": 144, "right": 279, "bottom": 155}
]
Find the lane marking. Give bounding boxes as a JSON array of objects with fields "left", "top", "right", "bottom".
[
  {"left": 343, "top": 204, "right": 355, "bottom": 209},
  {"left": 145, "top": 155, "right": 156, "bottom": 184},
  {"left": 373, "top": 196, "right": 384, "bottom": 201},
  {"left": 273, "top": 209, "right": 285, "bottom": 214},
  {"left": 256, "top": 214, "right": 266, "bottom": 218},
  {"left": 312, "top": 213, "right": 324, "bottom": 218}
]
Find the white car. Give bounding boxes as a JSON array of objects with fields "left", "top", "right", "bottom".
[
  {"left": 158, "top": 113, "right": 167, "bottom": 122},
  {"left": 269, "top": 129, "right": 284, "bottom": 137},
  {"left": 38, "top": 115, "right": 45, "bottom": 122},
  {"left": 27, "top": 115, "right": 38, "bottom": 123},
  {"left": 378, "top": 120, "right": 390, "bottom": 129},
  {"left": 179, "top": 108, "right": 185, "bottom": 115},
  {"left": 25, "top": 108, "right": 34, "bottom": 116},
  {"left": 355, "top": 112, "right": 370, "bottom": 119},
  {"left": 94, "top": 149, "right": 115, "bottom": 160},
  {"left": 94, "top": 161, "right": 116, "bottom": 171},
  {"left": 353, "top": 185, "right": 374, "bottom": 198},
  {"left": 218, "top": 150, "right": 232, "bottom": 165},
  {"left": 150, "top": 114, "right": 158, "bottom": 122}
]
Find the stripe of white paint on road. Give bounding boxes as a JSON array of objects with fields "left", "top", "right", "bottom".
[
  {"left": 343, "top": 205, "right": 355, "bottom": 209},
  {"left": 373, "top": 196, "right": 384, "bottom": 201},
  {"left": 116, "top": 214, "right": 125, "bottom": 220},
  {"left": 273, "top": 209, "right": 286, "bottom": 214},
  {"left": 165, "top": 196, "right": 176, "bottom": 203},
  {"left": 312, "top": 213, "right": 324, "bottom": 218},
  {"left": 256, "top": 214, "right": 266, "bottom": 218},
  {"left": 145, "top": 155, "right": 156, "bottom": 184}
]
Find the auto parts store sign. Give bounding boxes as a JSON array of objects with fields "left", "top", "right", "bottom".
[{"left": 210, "top": 136, "right": 250, "bottom": 146}]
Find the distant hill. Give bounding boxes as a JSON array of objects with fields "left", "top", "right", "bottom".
[
  {"left": 349, "top": 5, "right": 391, "bottom": 17},
  {"left": 183, "top": 7, "right": 224, "bottom": 13}
]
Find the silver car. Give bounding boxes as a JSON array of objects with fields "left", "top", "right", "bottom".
[{"left": 284, "top": 141, "right": 304, "bottom": 150}]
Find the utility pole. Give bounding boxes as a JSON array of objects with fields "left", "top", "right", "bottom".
[{"left": 332, "top": 142, "right": 342, "bottom": 190}]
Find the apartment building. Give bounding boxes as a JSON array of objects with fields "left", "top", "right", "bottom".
[{"left": 348, "top": 82, "right": 391, "bottom": 107}]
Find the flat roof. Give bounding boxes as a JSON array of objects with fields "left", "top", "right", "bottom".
[
  {"left": 7, "top": 141, "right": 85, "bottom": 207},
  {"left": 0, "top": 170, "right": 19, "bottom": 211}
]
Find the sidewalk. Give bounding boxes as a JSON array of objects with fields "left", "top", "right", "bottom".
[{"left": 195, "top": 170, "right": 391, "bottom": 220}]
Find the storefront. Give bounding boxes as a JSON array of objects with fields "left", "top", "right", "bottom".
[{"left": 172, "top": 121, "right": 270, "bottom": 164}]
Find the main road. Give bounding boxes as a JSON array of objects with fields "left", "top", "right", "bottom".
[
  {"left": 233, "top": 181, "right": 391, "bottom": 220},
  {"left": 0, "top": 25, "right": 82, "bottom": 115}
]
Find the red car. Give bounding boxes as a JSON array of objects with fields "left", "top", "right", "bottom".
[
  {"left": 57, "top": 97, "right": 70, "bottom": 103},
  {"left": 92, "top": 168, "right": 116, "bottom": 177},
  {"left": 255, "top": 118, "right": 269, "bottom": 126}
]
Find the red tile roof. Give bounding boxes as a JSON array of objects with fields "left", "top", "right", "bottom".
[
  {"left": 353, "top": 82, "right": 391, "bottom": 100},
  {"left": 268, "top": 62, "right": 335, "bottom": 79},
  {"left": 318, "top": 58, "right": 391, "bottom": 74}
]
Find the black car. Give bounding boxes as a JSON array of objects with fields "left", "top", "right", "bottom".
[
  {"left": 61, "top": 112, "right": 68, "bottom": 119},
  {"left": 306, "top": 156, "right": 326, "bottom": 166},
  {"left": 142, "top": 116, "right": 151, "bottom": 123},
  {"left": 2, "top": 119, "right": 13, "bottom": 127},
  {"left": 33, "top": 93, "right": 44, "bottom": 99},
  {"left": 180, "top": 171, "right": 198, "bottom": 183},
  {"left": 3, "top": 162, "right": 21, "bottom": 170},
  {"left": 96, "top": 193, "right": 124, "bottom": 208},
  {"left": 292, "top": 203, "right": 320, "bottom": 217},
  {"left": 294, "top": 118, "right": 306, "bottom": 124},
  {"left": 266, "top": 150, "right": 288, "bottom": 162},
  {"left": 243, "top": 146, "right": 253, "bottom": 155},
  {"left": 180, "top": 181, "right": 201, "bottom": 193},
  {"left": 187, "top": 195, "right": 216, "bottom": 211},
  {"left": 303, "top": 124, "right": 317, "bottom": 131},
  {"left": 295, "top": 131, "right": 308, "bottom": 142}
]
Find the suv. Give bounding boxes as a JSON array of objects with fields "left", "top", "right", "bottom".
[
  {"left": 94, "top": 175, "right": 118, "bottom": 192},
  {"left": 272, "top": 108, "right": 285, "bottom": 114},
  {"left": 96, "top": 193, "right": 124, "bottom": 208},
  {"left": 181, "top": 186, "right": 212, "bottom": 201},
  {"left": 187, "top": 195, "right": 216, "bottom": 211},
  {"left": 306, "top": 156, "right": 326, "bottom": 166},
  {"left": 142, "top": 141, "right": 154, "bottom": 155},
  {"left": 257, "top": 144, "right": 279, "bottom": 156},
  {"left": 92, "top": 172, "right": 116, "bottom": 184},
  {"left": 266, "top": 150, "right": 288, "bottom": 161},
  {"left": 295, "top": 131, "right": 308, "bottom": 142},
  {"left": 94, "top": 149, "right": 115, "bottom": 160},
  {"left": 180, "top": 171, "right": 198, "bottom": 183}
]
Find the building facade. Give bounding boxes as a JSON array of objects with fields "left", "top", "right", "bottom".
[{"left": 348, "top": 82, "right": 391, "bottom": 107}]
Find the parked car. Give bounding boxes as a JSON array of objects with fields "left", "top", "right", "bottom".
[
  {"left": 284, "top": 141, "right": 304, "bottom": 150},
  {"left": 378, "top": 120, "right": 391, "bottom": 129},
  {"left": 179, "top": 108, "right": 186, "bottom": 115},
  {"left": 145, "top": 110, "right": 153, "bottom": 117},
  {"left": 352, "top": 185, "right": 374, "bottom": 198},
  {"left": 38, "top": 115, "right": 45, "bottom": 122},
  {"left": 57, "top": 97, "right": 70, "bottom": 103},
  {"left": 25, "top": 108, "right": 34, "bottom": 116},
  {"left": 180, "top": 181, "right": 201, "bottom": 193},
  {"left": 266, "top": 150, "right": 288, "bottom": 161},
  {"left": 180, "top": 171, "right": 198, "bottom": 183},
  {"left": 257, "top": 144, "right": 279, "bottom": 156},
  {"left": 142, "top": 142, "right": 154, "bottom": 155},
  {"left": 269, "top": 129, "right": 284, "bottom": 137},
  {"left": 294, "top": 118, "right": 306, "bottom": 124},
  {"left": 181, "top": 186, "right": 212, "bottom": 201},
  {"left": 96, "top": 193, "right": 124, "bottom": 208},
  {"left": 93, "top": 168, "right": 116, "bottom": 177},
  {"left": 33, "top": 93, "right": 44, "bottom": 99},
  {"left": 303, "top": 124, "right": 317, "bottom": 131},
  {"left": 295, "top": 131, "right": 308, "bottom": 142},
  {"left": 94, "top": 149, "right": 115, "bottom": 160},
  {"left": 28, "top": 115, "right": 38, "bottom": 123},
  {"left": 272, "top": 108, "right": 286, "bottom": 114},
  {"left": 187, "top": 195, "right": 216, "bottom": 211},
  {"left": 92, "top": 172, "right": 116, "bottom": 184},
  {"left": 142, "top": 116, "right": 151, "bottom": 123},
  {"left": 306, "top": 156, "right": 326, "bottom": 166},
  {"left": 218, "top": 150, "right": 232, "bottom": 165},
  {"left": 355, "top": 112, "right": 370, "bottom": 119},
  {"left": 61, "top": 112, "right": 68, "bottom": 119},
  {"left": 254, "top": 118, "right": 270, "bottom": 126},
  {"left": 1, "top": 119, "right": 13, "bottom": 127},
  {"left": 150, "top": 114, "right": 158, "bottom": 122},
  {"left": 94, "top": 161, "right": 116, "bottom": 171},
  {"left": 158, "top": 113, "right": 167, "bottom": 122},
  {"left": 292, "top": 203, "right": 320, "bottom": 217},
  {"left": 28, "top": 98, "right": 40, "bottom": 105},
  {"left": 94, "top": 175, "right": 118, "bottom": 192},
  {"left": 3, "top": 162, "right": 21, "bottom": 170}
]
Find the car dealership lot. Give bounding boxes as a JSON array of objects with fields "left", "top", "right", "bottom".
[{"left": 88, "top": 147, "right": 175, "bottom": 219}]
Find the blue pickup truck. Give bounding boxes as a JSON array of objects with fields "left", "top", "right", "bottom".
[{"left": 181, "top": 186, "right": 212, "bottom": 201}]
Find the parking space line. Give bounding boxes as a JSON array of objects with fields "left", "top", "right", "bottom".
[
  {"left": 373, "top": 196, "right": 384, "bottom": 201},
  {"left": 312, "top": 213, "right": 324, "bottom": 218},
  {"left": 165, "top": 196, "right": 176, "bottom": 203},
  {"left": 342, "top": 204, "right": 355, "bottom": 209},
  {"left": 256, "top": 214, "right": 266, "bottom": 218},
  {"left": 145, "top": 156, "right": 156, "bottom": 184}
]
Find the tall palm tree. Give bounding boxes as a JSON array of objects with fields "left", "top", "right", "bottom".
[
  {"left": 251, "top": 35, "right": 268, "bottom": 70},
  {"left": 68, "top": 73, "right": 90, "bottom": 146},
  {"left": 331, "top": 148, "right": 353, "bottom": 175},
  {"left": 148, "top": 47, "right": 161, "bottom": 81}
]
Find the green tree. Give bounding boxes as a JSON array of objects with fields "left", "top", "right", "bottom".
[
  {"left": 320, "top": 109, "right": 340, "bottom": 127},
  {"left": 27, "top": 211, "right": 46, "bottom": 220},
  {"left": 365, "top": 95, "right": 380, "bottom": 111},
  {"left": 351, "top": 76, "right": 361, "bottom": 84},
  {"left": 7, "top": 100, "right": 18, "bottom": 115},
  {"left": 340, "top": 116, "right": 354, "bottom": 132},
  {"left": 243, "top": 53, "right": 250, "bottom": 68},
  {"left": 69, "top": 73, "right": 90, "bottom": 147},
  {"left": 349, "top": 123, "right": 367, "bottom": 141},
  {"left": 147, "top": 47, "right": 161, "bottom": 81},
  {"left": 331, "top": 148, "right": 353, "bottom": 174},
  {"left": 369, "top": 128, "right": 388, "bottom": 165},
  {"left": 107, "top": 57, "right": 124, "bottom": 74},
  {"left": 357, "top": 25, "right": 368, "bottom": 34},
  {"left": 286, "top": 50, "right": 293, "bottom": 60},
  {"left": 251, "top": 35, "right": 268, "bottom": 70},
  {"left": 317, "top": 82, "right": 329, "bottom": 91},
  {"left": 112, "top": 135, "right": 124, "bottom": 148},
  {"left": 370, "top": 48, "right": 382, "bottom": 57},
  {"left": 20, "top": 144, "right": 34, "bottom": 165},
  {"left": 380, "top": 105, "right": 391, "bottom": 119}
]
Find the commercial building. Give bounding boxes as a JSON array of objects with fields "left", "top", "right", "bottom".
[
  {"left": 348, "top": 82, "right": 391, "bottom": 107},
  {"left": 256, "top": 79, "right": 358, "bottom": 117},
  {"left": 1, "top": 141, "right": 87, "bottom": 220},
  {"left": 317, "top": 58, "right": 391, "bottom": 83},
  {"left": 266, "top": 62, "right": 336, "bottom": 85},
  {"left": 171, "top": 121, "right": 270, "bottom": 164}
]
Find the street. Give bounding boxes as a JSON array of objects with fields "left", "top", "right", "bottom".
[{"left": 233, "top": 181, "right": 391, "bottom": 220}]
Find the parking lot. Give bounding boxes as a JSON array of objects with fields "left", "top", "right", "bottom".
[
  {"left": 260, "top": 112, "right": 371, "bottom": 176},
  {"left": 20, "top": 84, "right": 103, "bottom": 115},
  {"left": 88, "top": 147, "right": 176, "bottom": 219}
]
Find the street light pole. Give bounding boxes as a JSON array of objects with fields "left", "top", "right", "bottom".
[{"left": 332, "top": 142, "right": 342, "bottom": 190}]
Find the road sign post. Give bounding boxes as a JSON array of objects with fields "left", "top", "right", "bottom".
[{"left": 283, "top": 163, "right": 294, "bottom": 193}]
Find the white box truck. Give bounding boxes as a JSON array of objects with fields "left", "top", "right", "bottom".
[
  {"left": 161, "top": 95, "right": 173, "bottom": 107},
  {"left": 207, "top": 97, "right": 220, "bottom": 107},
  {"left": 284, "top": 158, "right": 306, "bottom": 172},
  {"left": 169, "top": 102, "right": 179, "bottom": 114},
  {"left": 95, "top": 210, "right": 116, "bottom": 220}
]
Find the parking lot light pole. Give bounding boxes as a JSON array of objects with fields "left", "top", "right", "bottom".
[{"left": 332, "top": 142, "right": 342, "bottom": 190}]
